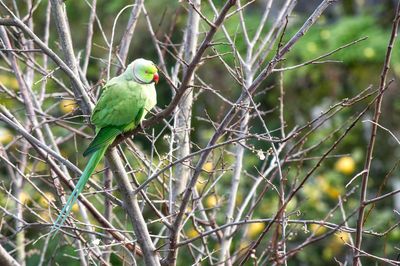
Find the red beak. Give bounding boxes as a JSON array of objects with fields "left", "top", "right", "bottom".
[{"left": 153, "top": 72, "right": 159, "bottom": 84}]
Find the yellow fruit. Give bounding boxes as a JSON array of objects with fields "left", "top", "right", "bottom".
[
  {"left": 0, "top": 128, "right": 13, "bottom": 145},
  {"left": 320, "top": 30, "right": 331, "bottom": 40},
  {"left": 19, "top": 191, "right": 30, "bottom": 204},
  {"left": 195, "top": 177, "right": 207, "bottom": 191},
  {"left": 0, "top": 74, "right": 18, "bottom": 90},
  {"left": 335, "top": 156, "right": 356, "bottom": 175},
  {"left": 183, "top": 206, "right": 193, "bottom": 218},
  {"left": 306, "top": 42, "right": 318, "bottom": 53},
  {"left": 59, "top": 99, "right": 77, "bottom": 114},
  {"left": 363, "top": 47, "right": 375, "bottom": 59},
  {"left": 205, "top": 195, "right": 219, "bottom": 208},
  {"left": 317, "top": 176, "right": 342, "bottom": 199},
  {"left": 388, "top": 229, "right": 400, "bottom": 241},
  {"left": 202, "top": 162, "right": 213, "bottom": 173},
  {"left": 71, "top": 203, "right": 79, "bottom": 213},
  {"left": 235, "top": 193, "right": 243, "bottom": 205},
  {"left": 186, "top": 228, "right": 199, "bottom": 238},
  {"left": 303, "top": 184, "right": 322, "bottom": 202},
  {"left": 39, "top": 192, "right": 55, "bottom": 208},
  {"left": 325, "top": 186, "right": 341, "bottom": 199},
  {"left": 318, "top": 15, "right": 327, "bottom": 25},
  {"left": 238, "top": 241, "right": 251, "bottom": 254},
  {"left": 324, "top": 231, "right": 351, "bottom": 255},
  {"left": 333, "top": 231, "right": 350, "bottom": 245},
  {"left": 310, "top": 223, "right": 327, "bottom": 236},
  {"left": 246, "top": 222, "right": 265, "bottom": 238},
  {"left": 316, "top": 176, "right": 329, "bottom": 189},
  {"left": 322, "top": 246, "right": 334, "bottom": 260}
]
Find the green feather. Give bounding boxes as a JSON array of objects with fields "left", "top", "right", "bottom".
[
  {"left": 51, "top": 145, "right": 107, "bottom": 234},
  {"left": 83, "top": 126, "right": 121, "bottom": 157}
]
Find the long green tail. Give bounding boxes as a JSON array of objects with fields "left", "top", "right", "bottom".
[{"left": 51, "top": 145, "right": 108, "bottom": 234}]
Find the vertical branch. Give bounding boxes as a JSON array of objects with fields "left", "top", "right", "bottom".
[
  {"left": 24, "top": 0, "right": 35, "bottom": 88},
  {"left": 116, "top": 0, "right": 144, "bottom": 72},
  {"left": 169, "top": 1, "right": 334, "bottom": 265},
  {"left": 251, "top": 0, "right": 296, "bottom": 66},
  {"left": 82, "top": 0, "right": 97, "bottom": 75},
  {"left": 38, "top": 0, "right": 51, "bottom": 104},
  {"left": 142, "top": 5, "right": 169, "bottom": 73},
  {"left": 217, "top": 1, "right": 254, "bottom": 263},
  {"left": 49, "top": 0, "right": 93, "bottom": 114},
  {"left": 0, "top": 15, "right": 92, "bottom": 113},
  {"left": 276, "top": 68, "right": 287, "bottom": 266},
  {"left": 48, "top": 3, "right": 160, "bottom": 263},
  {"left": 0, "top": 15, "right": 100, "bottom": 248},
  {"left": 218, "top": 62, "right": 252, "bottom": 266},
  {"left": 271, "top": 20, "right": 288, "bottom": 266},
  {"left": 107, "top": 4, "right": 135, "bottom": 81},
  {"left": 0, "top": 26, "right": 29, "bottom": 266},
  {"left": 101, "top": 166, "right": 112, "bottom": 264},
  {"left": 219, "top": 1, "right": 289, "bottom": 263},
  {"left": 353, "top": 4, "right": 400, "bottom": 266},
  {"left": 172, "top": 0, "right": 201, "bottom": 201},
  {"left": 0, "top": 27, "right": 44, "bottom": 141},
  {"left": 218, "top": 102, "right": 250, "bottom": 266},
  {"left": 0, "top": 0, "right": 374, "bottom": 264},
  {"left": 14, "top": 144, "right": 28, "bottom": 266},
  {"left": 106, "top": 149, "right": 161, "bottom": 266},
  {"left": 0, "top": 6, "right": 161, "bottom": 264},
  {"left": 165, "top": 1, "right": 238, "bottom": 265},
  {"left": 279, "top": 68, "right": 286, "bottom": 138}
]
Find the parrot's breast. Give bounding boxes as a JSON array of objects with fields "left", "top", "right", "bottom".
[{"left": 144, "top": 84, "right": 157, "bottom": 111}]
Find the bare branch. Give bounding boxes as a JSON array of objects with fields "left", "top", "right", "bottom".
[
  {"left": 353, "top": 4, "right": 400, "bottom": 265},
  {"left": 0, "top": 244, "right": 20, "bottom": 266}
]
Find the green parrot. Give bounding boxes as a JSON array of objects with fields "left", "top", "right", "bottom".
[{"left": 51, "top": 58, "right": 159, "bottom": 233}]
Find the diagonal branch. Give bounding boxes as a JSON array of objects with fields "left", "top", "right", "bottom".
[
  {"left": 0, "top": 244, "right": 20, "bottom": 266},
  {"left": 353, "top": 3, "right": 400, "bottom": 265},
  {"left": 0, "top": 17, "right": 93, "bottom": 113},
  {"left": 0, "top": 4, "right": 161, "bottom": 264},
  {"left": 113, "top": 0, "right": 238, "bottom": 147},
  {"left": 106, "top": 149, "right": 160, "bottom": 265}
]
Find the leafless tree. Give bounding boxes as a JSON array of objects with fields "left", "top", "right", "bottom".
[{"left": 0, "top": 0, "right": 399, "bottom": 265}]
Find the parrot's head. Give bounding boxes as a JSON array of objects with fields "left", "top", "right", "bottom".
[{"left": 130, "top": 58, "right": 159, "bottom": 85}]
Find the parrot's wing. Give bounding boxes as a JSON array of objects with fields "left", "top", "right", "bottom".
[
  {"left": 83, "top": 126, "right": 122, "bottom": 157},
  {"left": 85, "top": 79, "right": 147, "bottom": 156},
  {"left": 91, "top": 79, "right": 146, "bottom": 128},
  {"left": 134, "top": 107, "right": 146, "bottom": 126}
]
